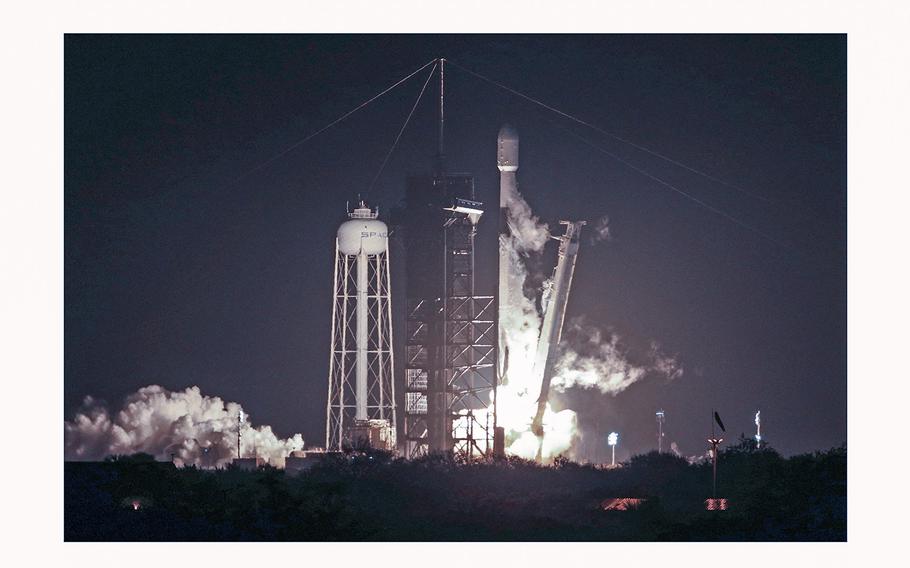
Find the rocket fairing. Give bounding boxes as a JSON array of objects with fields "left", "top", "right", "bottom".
[{"left": 497, "top": 124, "right": 519, "bottom": 173}]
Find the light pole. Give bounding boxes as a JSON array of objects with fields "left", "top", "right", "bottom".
[
  {"left": 608, "top": 431, "right": 618, "bottom": 467},
  {"left": 708, "top": 410, "right": 726, "bottom": 498},
  {"left": 656, "top": 409, "right": 665, "bottom": 453},
  {"left": 707, "top": 436, "right": 723, "bottom": 497},
  {"left": 754, "top": 410, "right": 761, "bottom": 449}
]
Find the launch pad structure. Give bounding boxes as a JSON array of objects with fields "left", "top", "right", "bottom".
[
  {"left": 324, "top": 59, "right": 588, "bottom": 461},
  {"left": 398, "top": 174, "right": 497, "bottom": 459},
  {"left": 395, "top": 60, "right": 499, "bottom": 460}
]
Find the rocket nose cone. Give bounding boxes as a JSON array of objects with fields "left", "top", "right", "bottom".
[{"left": 498, "top": 124, "right": 518, "bottom": 143}]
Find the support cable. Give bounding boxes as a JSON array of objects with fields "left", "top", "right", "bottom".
[
  {"left": 234, "top": 58, "right": 438, "bottom": 183},
  {"left": 367, "top": 61, "right": 438, "bottom": 193},
  {"left": 447, "top": 59, "right": 769, "bottom": 204},
  {"left": 551, "top": 120, "right": 791, "bottom": 250}
]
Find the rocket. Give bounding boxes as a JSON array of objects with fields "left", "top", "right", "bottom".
[
  {"left": 498, "top": 125, "right": 519, "bottom": 386},
  {"left": 497, "top": 123, "right": 585, "bottom": 461}
]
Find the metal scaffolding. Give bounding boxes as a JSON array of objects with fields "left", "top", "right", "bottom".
[{"left": 400, "top": 174, "right": 497, "bottom": 459}]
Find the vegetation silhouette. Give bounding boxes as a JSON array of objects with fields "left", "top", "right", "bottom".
[{"left": 65, "top": 439, "right": 846, "bottom": 541}]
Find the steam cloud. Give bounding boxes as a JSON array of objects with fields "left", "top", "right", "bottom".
[
  {"left": 64, "top": 385, "right": 304, "bottom": 468},
  {"left": 551, "top": 318, "right": 683, "bottom": 395}
]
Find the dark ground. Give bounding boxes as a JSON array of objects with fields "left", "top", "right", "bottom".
[{"left": 64, "top": 439, "right": 845, "bottom": 541}]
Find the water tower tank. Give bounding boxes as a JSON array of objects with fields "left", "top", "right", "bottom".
[{"left": 337, "top": 206, "right": 388, "bottom": 255}]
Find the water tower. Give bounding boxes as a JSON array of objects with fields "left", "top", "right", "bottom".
[{"left": 325, "top": 201, "right": 396, "bottom": 451}]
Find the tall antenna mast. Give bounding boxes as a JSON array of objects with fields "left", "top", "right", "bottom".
[{"left": 437, "top": 57, "right": 445, "bottom": 171}]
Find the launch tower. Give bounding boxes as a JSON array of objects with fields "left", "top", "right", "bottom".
[
  {"left": 397, "top": 60, "right": 498, "bottom": 459},
  {"left": 399, "top": 175, "right": 497, "bottom": 459}
]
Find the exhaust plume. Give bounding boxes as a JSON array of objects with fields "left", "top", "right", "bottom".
[{"left": 64, "top": 385, "right": 304, "bottom": 468}]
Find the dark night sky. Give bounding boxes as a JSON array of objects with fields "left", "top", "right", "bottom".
[{"left": 65, "top": 34, "right": 845, "bottom": 459}]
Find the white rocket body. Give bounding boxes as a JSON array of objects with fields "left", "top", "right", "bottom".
[{"left": 498, "top": 125, "right": 520, "bottom": 384}]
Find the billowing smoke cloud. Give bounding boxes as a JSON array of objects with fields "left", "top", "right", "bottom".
[
  {"left": 64, "top": 385, "right": 304, "bottom": 468},
  {"left": 551, "top": 318, "right": 682, "bottom": 395}
]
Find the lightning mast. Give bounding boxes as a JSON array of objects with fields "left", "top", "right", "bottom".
[{"left": 400, "top": 60, "right": 496, "bottom": 459}]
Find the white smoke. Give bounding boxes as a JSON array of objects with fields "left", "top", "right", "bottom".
[
  {"left": 64, "top": 385, "right": 304, "bottom": 468},
  {"left": 667, "top": 441, "right": 708, "bottom": 464},
  {"left": 501, "top": 180, "right": 550, "bottom": 253},
  {"left": 498, "top": 177, "right": 575, "bottom": 462},
  {"left": 649, "top": 341, "right": 684, "bottom": 381},
  {"left": 551, "top": 318, "right": 682, "bottom": 395},
  {"left": 589, "top": 215, "right": 611, "bottom": 244}
]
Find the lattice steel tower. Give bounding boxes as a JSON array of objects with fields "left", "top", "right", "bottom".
[
  {"left": 391, "top": 61, "right": 497, "bottom": 459},
  {"left": 398, "top": 175, "right": 497, "bottom": 459},
  {"left": 325, "top": 202, "right": 396, "bottom": 451}
]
